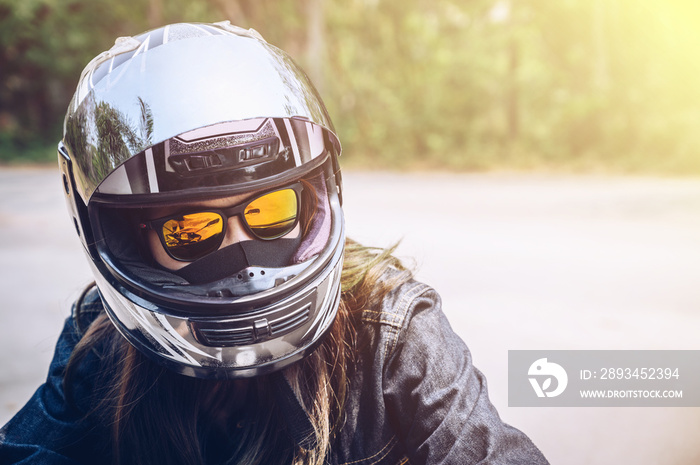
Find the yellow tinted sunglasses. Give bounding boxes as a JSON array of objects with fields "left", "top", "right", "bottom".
[{"left": 140, "top": 183, "right": 303, "bottom": 261}]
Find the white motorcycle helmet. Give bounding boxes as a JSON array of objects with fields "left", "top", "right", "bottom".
[{"left": 58, "top": 22, "right": 345, "bottom": 379}]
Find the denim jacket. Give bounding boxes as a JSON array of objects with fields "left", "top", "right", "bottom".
[{"left": 0, "top": 281, "right": 548, "bottom": 464}]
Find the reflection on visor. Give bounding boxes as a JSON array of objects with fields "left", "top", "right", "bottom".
[
  {"left": 163, "top": 214, "right": 224, "bottom": 260},
  {"left": 245, "top": 188, "right": 297, "bottom": 238}
]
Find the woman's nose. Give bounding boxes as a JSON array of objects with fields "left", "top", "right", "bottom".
[{"left": 220, "top": 216, "right": 254, "bottom": 247}]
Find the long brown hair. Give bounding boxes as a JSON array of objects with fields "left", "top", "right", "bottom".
[{"left": 66, "top": 239, "right": 412, "bottom": 465}]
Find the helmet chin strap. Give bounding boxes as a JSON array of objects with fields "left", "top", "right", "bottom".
[{"left": 173, "top": 237, "right": 302, "bottom": 285}]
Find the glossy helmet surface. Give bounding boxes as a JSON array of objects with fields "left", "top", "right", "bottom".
[{"left": 58, "top": 22, "right": 344, "bottom": 378}]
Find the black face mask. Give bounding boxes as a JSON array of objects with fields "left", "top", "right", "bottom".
[{"left": 172, "top": 236, "right": 302, "bottom": 285}]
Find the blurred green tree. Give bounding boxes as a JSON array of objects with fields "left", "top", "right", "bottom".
[{"left": 1, "top": 0, "right": 699, "bottom": 173}]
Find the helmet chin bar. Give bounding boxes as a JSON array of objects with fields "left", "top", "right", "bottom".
[{"left": 91, "top": 233, "right": 343, "bottom": 379}]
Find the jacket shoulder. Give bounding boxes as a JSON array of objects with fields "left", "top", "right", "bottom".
[{"left": 359, "top": 277, "right": 439, "bottom": 359}]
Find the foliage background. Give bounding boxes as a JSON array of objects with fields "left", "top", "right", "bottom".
[{"left": 1, "top": 0, "right": 699, "bottom": 173}]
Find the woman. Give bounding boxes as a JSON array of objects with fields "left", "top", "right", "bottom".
[{"left": 0, "top": 22, "right": 548, "bottom": 464}]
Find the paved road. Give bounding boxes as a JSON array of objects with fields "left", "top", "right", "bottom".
[{"left": 2, "top": 167, "right": 700, "bottom": 464}]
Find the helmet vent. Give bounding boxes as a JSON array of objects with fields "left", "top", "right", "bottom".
[
  {"left": 192, "top": 325, "right": 255, "bottom": 346},
  {"left": 270, "top": 305, "right": 311, "bottom": 335},
  {"left": 188, "top": 296, "right": 313, "bottom": 347},
  {"left": 168, "top": 137, "right": 280, "bottom": 176}
]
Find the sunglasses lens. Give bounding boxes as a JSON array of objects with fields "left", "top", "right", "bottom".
[
  {"left": 244, "top": 188, "right": 298, "bottom": 239},
  {"left": 162, "top": 212, "right": 224, "bottom": 260}
]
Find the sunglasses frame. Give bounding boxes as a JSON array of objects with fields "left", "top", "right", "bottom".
[{"left": 140, "top": 182, "right": 304, "bottom": 262}]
